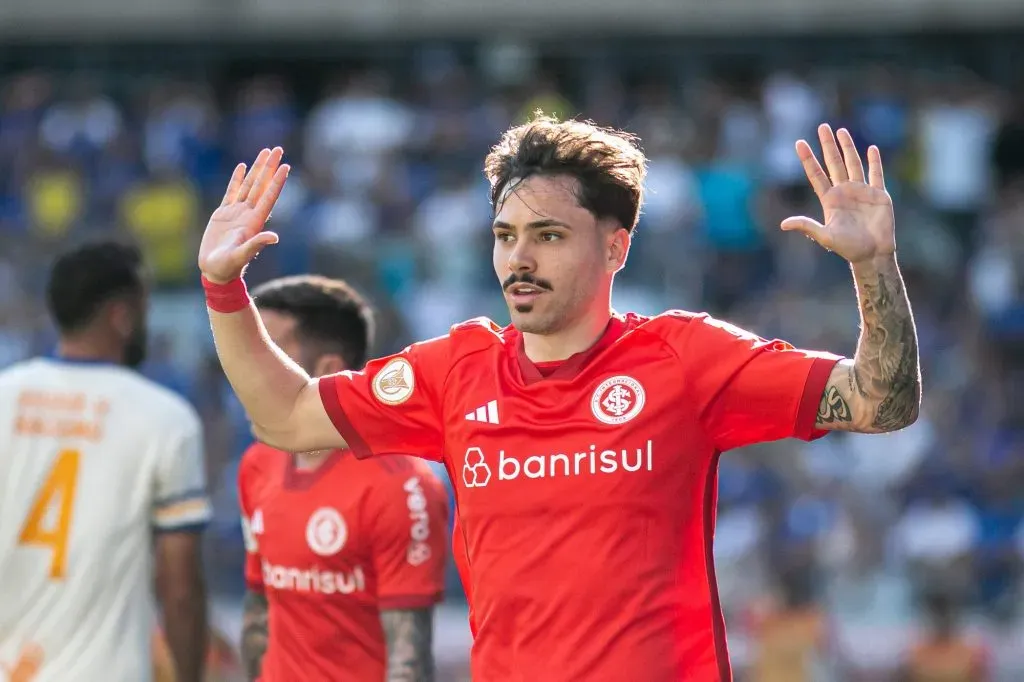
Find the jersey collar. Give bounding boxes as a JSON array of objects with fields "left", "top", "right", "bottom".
[
  {"left": 515, "top": 314, "right": 627, "bottom": 385},
  {"left": 282, "top": 449, "right": 348, "bottom": 490}
]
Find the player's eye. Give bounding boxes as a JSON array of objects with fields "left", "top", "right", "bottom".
[
  {"left": 539, "top": 232, "right": 562, "bottom": 242},
  {"left": 494, "top": 231, "right": 514, "bottom": 243}
]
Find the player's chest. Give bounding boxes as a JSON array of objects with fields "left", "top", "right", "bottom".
[
  {"left": 443, "top": 351, "right": 703, "bottom": 509},
  {"left": 249, "top": 483, "right": 370, "bottom": 572}
]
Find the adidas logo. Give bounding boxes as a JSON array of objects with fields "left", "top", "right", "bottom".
[{"left": 465, "top": 399, "right": 499, "bottom": 425}]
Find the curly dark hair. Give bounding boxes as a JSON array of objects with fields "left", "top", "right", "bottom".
[
  {"left": 46, "top": 239, "right": 144, "bottom": 334},
  {"left": 483, "top": 114, "right": 647, "bottom": 232}
]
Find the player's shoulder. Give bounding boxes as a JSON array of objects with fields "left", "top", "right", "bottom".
[
  {"left": 0, "top": 357, "right": 200, "bottom": 428},
  {"left": 0, "top": 356, "right": 93, "bottom": 387},
  {"left": 239, "top": 442, "right": 287, "bottom": 480},
  {"left": 0, "top": 357, "right": 43, "bottom": 387},
  {"left": 448, "top": 316, "right": 507, "bottom": 352},
  {"left": 632, "top": 310, "right": 762, "bottom": 343},
  {"left": 359, "top": 456, "right": 448, "bottom": 510},
  {"left": 119, "top": 370, "right": 203, "bottom": 434},
  {"left": 360, "top": 454, "right": 442, "bottom": 485},
  {"left": 404, "top": 317, "right": 505, "bottom": 365}
]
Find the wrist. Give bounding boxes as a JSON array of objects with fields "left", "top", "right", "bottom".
[
  {"left": 202, "top": 274, "right": 251, "bottom": 313},
  {"left": 200, "top": 272, "right": 235, "bottom": 286},
  {"left": 849, "top": 253, "right": 898, "bottom": 273}
]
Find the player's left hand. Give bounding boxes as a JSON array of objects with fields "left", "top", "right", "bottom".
[{"left": 781, "top": 124, "right": 895, "bottom": 265}]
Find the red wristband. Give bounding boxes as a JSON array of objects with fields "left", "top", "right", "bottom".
[{"left": 201, "top": 275, "right": 251, "bottom": 314}]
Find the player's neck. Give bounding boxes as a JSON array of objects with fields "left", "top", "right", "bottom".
[
  {"left": 56, "top": 337, "right": 123, "bottom": 365},
  {"left": 293, "top": 449, "right": 333, "bottom": 471},
  {"left": 522, "top": 311, "right": 612, "bottom": 364}
]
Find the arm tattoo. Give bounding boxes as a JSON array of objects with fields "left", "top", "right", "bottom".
[
  {"left": 381, "top": 608, "right": 435, "bottom": 682},
  {"left": 241, "top": 590, "right": 269, "bottom": 681},
  {"left": 817, "top": 385, "right": 852, "bottom": 423},
  {"left": 855, "top": 260, "right": 921, "bottom": 430},
  {"left": 816, "top": 257, "right": 921, "bottom": 433}
]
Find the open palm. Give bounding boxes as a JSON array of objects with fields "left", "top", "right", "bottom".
[
  {"left": 198, "top": 147, "right": 290, "bottom": 283},
  {"left": 782, "top": 124, "right": 896, "bottom": 265}
]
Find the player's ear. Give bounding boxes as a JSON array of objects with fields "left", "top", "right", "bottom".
[
  {"left": 313, "top": 353, "right": 346, "bottom": 377},
  {"left": 605, "top": 225, "right": 630, "bottom": 274},
  {"left": 106, "top": 299, "right": 134, "bottom": 341}
]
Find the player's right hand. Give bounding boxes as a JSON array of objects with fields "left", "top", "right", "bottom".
[{"left": 198, "top": 147, "right": 290, "bottom": 283}]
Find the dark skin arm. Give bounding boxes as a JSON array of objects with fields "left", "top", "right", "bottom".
[
  {"left": 240, "top": 589, "right": 269, "bottom": 681},
  {"left": 816, "top": 256, "right": 921, "bottom": 433},
  {"left": 154, "top": 531, "right": 208, "bottom": 682},
  {"left": 381, "top": 608, "right": 436, "bottom": 682}
]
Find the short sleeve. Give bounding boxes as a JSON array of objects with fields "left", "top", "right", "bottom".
[
  {"left": 318, "top": 335, "right": 451, "bottom": 462},
  {"left": 667, "top": 313, "right": 843, "bottom": 452},
  {"left": 368, "top": 464, "right": 450, "bottom": 610},
  {"left": 151, "top": 409, "right": 212, "bottom": 533},
  {"left": 237, "top": 446, "right": 264, "bottom": 592}
]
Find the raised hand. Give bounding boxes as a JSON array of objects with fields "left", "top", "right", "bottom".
[
  {"left": 198, "top": 147, "right": 290, "bottom": 283},
  {"left": 781, "top": 124, "right": 895, "bottom": 265}
]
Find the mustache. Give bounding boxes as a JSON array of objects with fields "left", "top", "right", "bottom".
[{"left": 502, "top": 273, "right": 553, "bottom": 292}]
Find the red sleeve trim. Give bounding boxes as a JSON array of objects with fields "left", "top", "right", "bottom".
[
  {"left": 378, "top": 592, "right": 444, "bottom": 610},
  {"left": 318, "top": 376, "right": 374, "bottom": 460},
  {"left": 794, "top": 356, "right": 842, "bottom": 441},
  {"left": 245, "top": 579, "right": 265, "bottom": 593}
]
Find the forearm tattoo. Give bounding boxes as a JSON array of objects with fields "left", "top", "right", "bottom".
[
  {"left": 381, "top": 608, "right": 435, "bottom": 682},
  {"left": 818, "top": 258, "right": 921, "bottom": 433},
  {"left": 817, "top": 385, "right": 853, "bottom": 424},
  {"left": 241, "top": 590, "right": 269, "bottom": 681}
]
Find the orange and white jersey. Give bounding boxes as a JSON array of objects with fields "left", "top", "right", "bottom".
[{"left": 0, "top": 357, "right": 211, "bottom": 682}]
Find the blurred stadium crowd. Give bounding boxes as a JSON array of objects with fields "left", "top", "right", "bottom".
[{"left": 1, "top": 39, "right": 1023, "bottom": 678}]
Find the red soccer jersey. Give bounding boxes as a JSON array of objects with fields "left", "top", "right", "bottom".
[
  {"left": 318, "top": 311, "right": 842, "bottom": 682},
  {"left": 237, "top": 444, "right": 450, "bottom": 682}
]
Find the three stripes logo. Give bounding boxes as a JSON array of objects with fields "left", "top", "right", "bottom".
[{"left": 464, "top": 399, "right": 499, "bottom": 425}]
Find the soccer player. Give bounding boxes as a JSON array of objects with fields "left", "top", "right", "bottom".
[
  {"left": 235, "top": 275, "right": 449, "bottom": 682},
  {"left": 0, "top": 240, "right": 210, "bottom": 681},
  {"left": 198, "top": 119, "right": 922, "bottom": 681}
]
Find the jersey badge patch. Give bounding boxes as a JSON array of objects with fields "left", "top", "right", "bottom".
[
  {"left": 306, "top": 507, "right": 348, "bottom": 556},
  {"left": 591, "top": 375, "right": 646, "bottom": 425},
  {"left": 372, "top": 358, "right": 415, "bottom": 405}
]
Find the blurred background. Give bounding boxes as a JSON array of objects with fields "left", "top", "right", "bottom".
[{"left": 2, "top": 0, "right": 1024, "bottom": 679}]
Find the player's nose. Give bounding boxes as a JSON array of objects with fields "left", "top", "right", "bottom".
[{"left": 506, "top": 240, "right": 537, "bottom": 273}]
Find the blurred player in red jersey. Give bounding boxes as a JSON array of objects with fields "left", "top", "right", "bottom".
[
  {"left": 235, "top": 276, "right": 450, "bottom": 682},
  {"left": 198, "top": 118, "right": 922, "bottom": 681}
]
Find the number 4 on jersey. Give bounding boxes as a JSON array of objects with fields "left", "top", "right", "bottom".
[{"left": 18, "top": 449, "right": 80, "bottom": 580}]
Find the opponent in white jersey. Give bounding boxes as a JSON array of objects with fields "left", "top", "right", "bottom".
[{"left": 0, "top": 240, "right": 211, "bottom": 682}]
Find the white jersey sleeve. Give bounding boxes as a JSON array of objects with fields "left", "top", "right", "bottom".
[{"left": 150, "top": 408, "right": 212, "bottom": 533}]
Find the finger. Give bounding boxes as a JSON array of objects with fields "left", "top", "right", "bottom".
[
  {"left": 837, "top": 128, "right": 865, "bottom": 183},
  {"left": 236, "top": 148, "right": 271, "bottom": 203},
  {"left": 867, "top": 145, "right": 886, "bottom": 190},
  {"left": 246, "top": 147, "right": 284, "bottom": 208},
  {"left": 254, "top": 165, "right": 291, "bottom": 223},
  {"left": 240, "top": 231, "right": 280, "bottom": 263},
  {"left": 795, "top": 140, "right": 832, "bottom": 200},
  {"left": 818, "top": 124, "right": 848, "bottom": 184},
  {"left": 219, "top": 164, "right": 246, "bottom": 207},
  {"left": 780, "top": 216, "right": 832, "bottom": 249}
]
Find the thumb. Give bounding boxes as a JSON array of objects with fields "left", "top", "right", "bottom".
[
  {"left": 780, "top": 216, "right": 828, "bottom": 244},
  {"left": 240, "top": 231, "right": 279, "bottom": 262}
]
